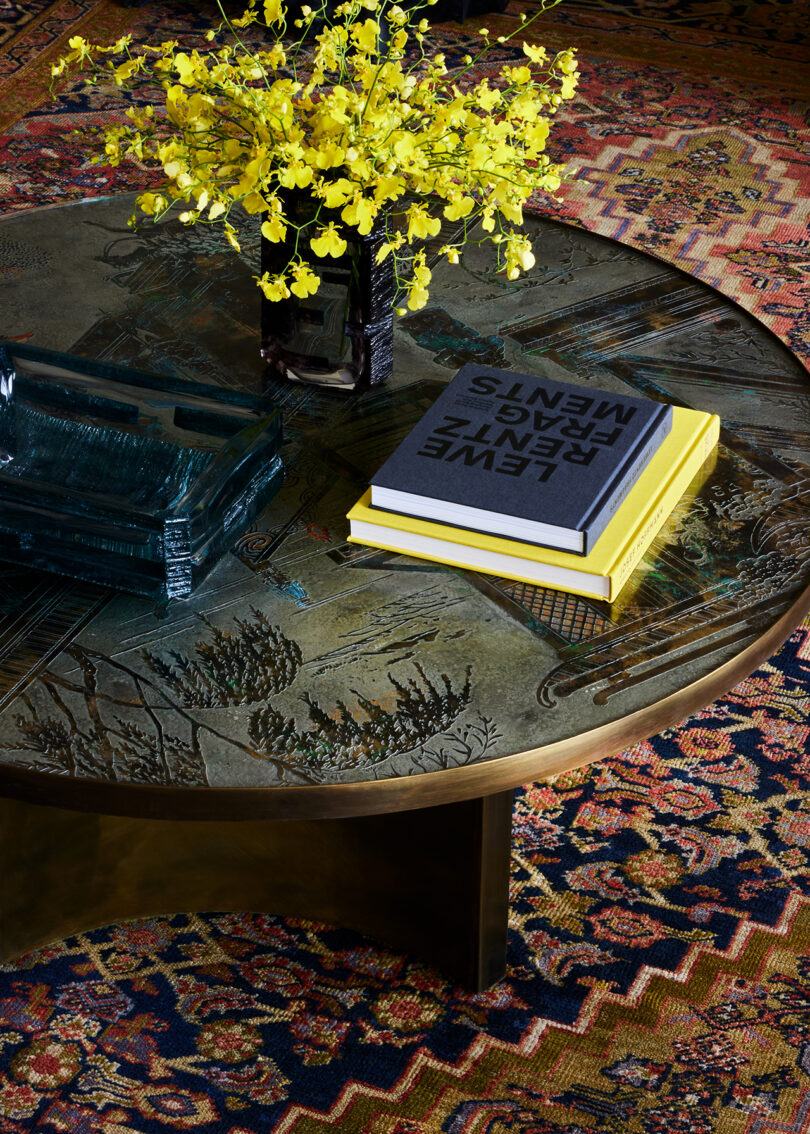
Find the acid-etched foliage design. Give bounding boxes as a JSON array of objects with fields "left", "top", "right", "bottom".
[
  {"left": 142, "top": 608, "right": 303, "bottom": 708},
  {"left": 4, "top": 615, "right": 476, "bottom": 782},
  {"left": 413, "top": 713, "right": 502, "bottom": 771},
  {"left": 113, "top": 721, "right": 208, "bottom": 786},
  {"left": 248, "top": 662, "right": 473, "bottom": 771},
  {"left": 10, "top": 712, "right": 110, "bottom": 780},
  {"left": 7, "top": 647, "right": 208, "bottom": 785}
]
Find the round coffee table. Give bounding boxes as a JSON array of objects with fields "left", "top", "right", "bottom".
[{"left": 0, "top": 195, "right": 808, "bottom": 989}]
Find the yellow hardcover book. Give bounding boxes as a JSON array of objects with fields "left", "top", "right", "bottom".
[{"left": 347, "top": 405, "right": 719, "bottom": 602}]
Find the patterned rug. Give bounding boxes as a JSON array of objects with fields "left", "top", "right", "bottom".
[{"left": 1, "top": 0, "right": 809, "bottom": 1130}]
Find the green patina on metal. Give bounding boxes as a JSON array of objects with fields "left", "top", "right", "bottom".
[{"left": 0, "top": 194, "right": 808, "bottom": 788}]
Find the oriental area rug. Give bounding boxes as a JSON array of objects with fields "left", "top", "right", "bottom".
[{"left": 0, "top": 0, "right": 809, "bottom": 1130}]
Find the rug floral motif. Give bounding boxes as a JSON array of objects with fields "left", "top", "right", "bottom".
[{"left": 0, "top": 0, "right": 809, "bottom": 1130}]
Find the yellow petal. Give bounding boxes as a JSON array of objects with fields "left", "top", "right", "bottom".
[
  {"left": 290, "top": 264, "right": 320, "bottom": 297},
  {"left": 310, "top": 224, "right": 347, "bottom": 258},
  {"left": 322, "top": 178, "right": 355, "bottom": 209},
  {"left": 261, "top": 215, "right": 288, "bottom": 242},
  {"left": 522, "top": 41, "right": 547, "bottom": 64},
  {"left": 443, "top": 196, "right": 475, "bottom": 222},
  {"left": 263, "top": 0, "right": 286, "bottom": 24}
]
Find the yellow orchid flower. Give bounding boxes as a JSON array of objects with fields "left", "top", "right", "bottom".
[
  {"left": 290, "top": 262, "right": 320, "bottom": 298},
  {"left": 406, "top": 252, "right": 432, "bottom": 310},
  {"left": 114, "top": 58, "right": 140, "bottom": 85},
  {"left": 503, "top": 233, "right": 536, "bottom": 279},
  {"left": 375, "top": 232, "right": 404, "bottom": 263},
  {"left": 137, "top": 191, "right": 169, "bottom": 216},
  {"left": 501, "top": 65, "right": 532, "bottom": 86},
  {"left": 374, "top": 175, "right": 405, "bottom": 204},
  {"left": 526, "top": 119, "right": 550, "bottom": 149},
  {"left": 54, "top": 0, "right": 578, "bottom": 309},
  {"left": 310, "top": 223, "right": 348, "bottom": 258},
  {"left": 173, "top": 53, "right": 197, "bottom": 86},
  {"left": 261, "top": 214, "right": 288, "bottom": 243},
  {"left": 406, "top": 203, "right": 440, "bottom": 242},
  {"left": 443, "top": 196, "right": 475, "bottom": 222},
  {"left": 67, "top": 34, "right": 90, "bottom": 58},
  {"left": 321, "top": 178, "right": 355, "bottom": 210},
  {"left": 522, "top": 41, "right": 547, "bottom": 64},
  {"left": 392, "top": 134, "right": 415, "bottom": 162},
  {"left": 304, "top": 142, "right": 346, "bottom": 169},
  {"left": 341, "top": 193, "right": 378, "bottom": 235},
  {"left": 263, "top": 0, "right": 285, "bottom": 24},
  {"left": 473, "top": 83, "right": 500, "bottom": 113},
  {"left": 256, "top": 272, "right": 291, "bottom": 301},
  {"left": 278, "top": 163, "right": 314, "bottom": 189},
  {"left": 350, "top": 18, "right": 379, "bottom": 54},
  {"left": 224, "top": 222, "right": 241, "bottom": 252}
]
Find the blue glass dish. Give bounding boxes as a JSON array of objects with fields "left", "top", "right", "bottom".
[{"left": 0, "top": 342, "right": 284, "bottom": 599}]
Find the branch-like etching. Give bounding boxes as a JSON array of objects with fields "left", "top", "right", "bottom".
[
  {"left": 6, "top": 650, "right": 209, "bottom": 786},
  {"left": 142, "top": 607, "right": 302, "bottom": 707},
  {"left": 412, "top": 713, "right": 503, "bottom": 773},
  {"left": 247, "top": 662, "right": 473, "bottom": 775},
  {"left": 2, "top": 643, "right": 317, "bottom": 786},
  {"left": 113, "top": 720, "right": 207, "bottom": 786},
  {"left": 10, "top": 704, "right": 95, "bottom": 779},
  {"left": 4, "top": 628, "right": 476, "bottom": 784},
  {"left": 65, "top": 644, "right": 314, "bottom": 783}
]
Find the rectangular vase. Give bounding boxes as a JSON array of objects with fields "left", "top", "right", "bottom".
[{"left": 260, "top": 195, "right": 395, "bottom": 391}]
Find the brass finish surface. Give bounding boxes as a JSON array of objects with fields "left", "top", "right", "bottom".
[
  {"left": 1, "top": 574, "right": 808, "bottom": 821},
  {"left": 2, "top": 196, "right": 808, "bottom": 812},
  {"left": 0, "top": 791, "right": 513, "bottom": 991}
]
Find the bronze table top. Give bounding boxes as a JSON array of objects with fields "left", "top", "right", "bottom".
[{"left": 1, "top": 193, "right": 808, "bottom": 820}]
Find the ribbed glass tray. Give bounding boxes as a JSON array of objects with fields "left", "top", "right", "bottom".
[{"left": 0, "top": 342, "right": 284, "bottom": 598}]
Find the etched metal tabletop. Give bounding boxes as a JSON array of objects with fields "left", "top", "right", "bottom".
[{"left": 0, "top": 194, "right": 808, "bottom": 818}]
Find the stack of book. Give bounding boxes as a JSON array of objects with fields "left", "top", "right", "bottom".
[{"left": 346, "top": 364, "right": 719, "bottom": 602}]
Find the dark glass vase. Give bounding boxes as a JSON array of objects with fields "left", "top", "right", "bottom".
[{"left": 260, "top": 195, "right": 395, "bottom": 391}]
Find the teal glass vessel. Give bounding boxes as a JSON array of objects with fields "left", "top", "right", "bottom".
[{"left": 0, "top": 342, "right": 284, "bottom": 599}]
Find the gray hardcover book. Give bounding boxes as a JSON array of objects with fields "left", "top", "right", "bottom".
[{"left": 370, "top": 364, "right": 673, "bottom": 555}]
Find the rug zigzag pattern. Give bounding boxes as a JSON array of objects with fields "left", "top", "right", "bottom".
[{"left": 278, "top": 893, "right": 810, "bottom": 1130}]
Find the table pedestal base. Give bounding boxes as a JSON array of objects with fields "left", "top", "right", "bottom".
[{"left": 0, "top": 790, "right": 513, "bottom": 991}]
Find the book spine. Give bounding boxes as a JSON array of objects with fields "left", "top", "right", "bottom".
[
  {"left": 346, "top": 527, "right": 609, "bottom": 601},
  {"left": 583, "top": 406, "right": 673, "bottom": 555},
  {"left": 608, "top": 415, "right": 719, "bottom": 601}
]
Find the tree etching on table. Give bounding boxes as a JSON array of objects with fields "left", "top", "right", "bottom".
[
  {"left": 411, "top": 714, "right": 502, "bottom": 773},
  {"left": 4, "top": 610, "right": 477, "bottom": 784},
  {"left": 142, "top": 607, "right": 303, "bottom": 707},
  {"left": 247, "top": 663, "right": 473, "bottom": 774},
  {"left": 7, "top": 647, "right": 209, "bottom": 786}
]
